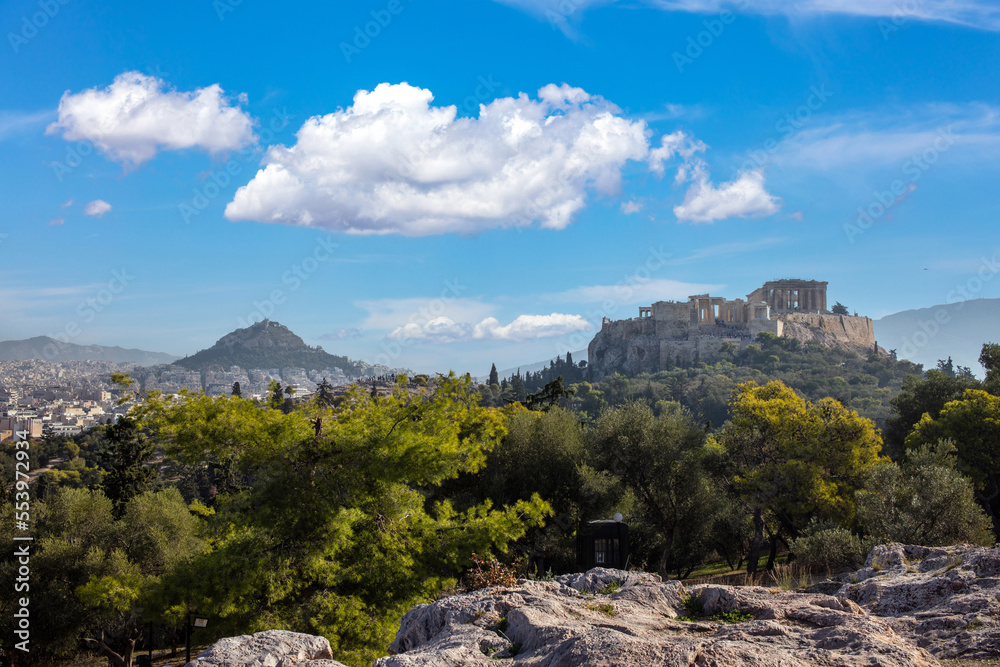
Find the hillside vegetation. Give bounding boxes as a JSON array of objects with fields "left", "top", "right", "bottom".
[{"left": 4, "top": 340, "right": 1000, "bottom": 667}]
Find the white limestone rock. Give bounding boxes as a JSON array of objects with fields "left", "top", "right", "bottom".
[
  {"left": 375, "top": 568, "right": 937, "bottom": 666},
  {"left": 184, "top": 629, "right": 344, "bottom": 667}
]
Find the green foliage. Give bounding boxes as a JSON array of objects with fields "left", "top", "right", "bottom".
[
  {"left": 142, "top": 374, "right": 550, "bottom": 666},
  {"left": 681, "top": 593, "right": 704, "bottom": 617},
  {"left": 590, "top": 402, "right": 720, "bottom": 577},
  {"left": 505, "top": 354, "right": 587, "bottom": 396},
  {"left": 979, "top": 342, "right": 1000, "bottom": 394},
  {"left": 524, "top": 376, "right": 575, "bottom": 411},
  {"left": 465, "top": 553, "right": 520, "bottom": 589},
  {"left": 570, "top": 340, "right": 920, "bottom": 428},
  {"left": 315, "top": 377, "right": 336, "bottom": 407},
  {"left": 583, "top": 602, "right": 617, "bottom": 617},
  {"left": 716, "top": 380, "right": 882, "bottom": 575},
  {"left": 788, "top": 520, "right": 867, "bottom": 571},
  {"left": 447, "top": 405, "right": 624, "bottom": 573},
  {"left": 101, "top": 416, "right": 157, "bottom": 516},
  {"left": 598, "top": 579, "right": 621, "bottom": 594},
  {"left": 857, "top": 441, "right": 994, "bottom": 546},
  {"left": 713, "top": 610, "right": 754, "bottom": 623},
  {"left": 883, "top": 369, "right": 981, "bottom": 459},
  {"left": 904, "top": 389, "right": 1000, "bottom": 534},
  {"left": 719, "top": 381, "right": 882, "bottom": 536},
  {"left": 0, "top": 487, "right": 203, "bottom": 662}
]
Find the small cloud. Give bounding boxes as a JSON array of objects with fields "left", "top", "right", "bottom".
[
  {"left": 673, "top": 168, "right": 781, "bottom": 224},
  {"left": 47, "top": 71, "right": 256, "bottom": 168},
  {"left": 787, "top": 211, "right": 804, "bottom": 222},
  {"left": 319, "top": 328, "right": 364, "bottom": 341},
  {"left": 621, "top": 200, "right": 642, "bottom": 215},
  {"left": 84, "top": 199, "right": 112, "bottom": 217},
  {"left": 60, "top": 199, "right": 73, "bottom": 208},
  {"left": 48, "top": 218, "right": 65, "bottom": 226},
  {"left": 387, "top": 313, "right": 591, "bottom": 343}
]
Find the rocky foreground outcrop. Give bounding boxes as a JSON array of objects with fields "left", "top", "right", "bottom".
[
  {"left": 834, "top": 543, "right": 1000, "bottom": 660},
  {"left": 187, "top": 544, "right": 1000, "bottom": 666},
  {"left": 183, "top": 629, "right": 348, "bottom": 667}
]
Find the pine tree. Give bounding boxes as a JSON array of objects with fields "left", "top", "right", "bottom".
[
  {"left": 489, "top": 363, "right": 499, "bottom": 386},
  {"left": 232, "top": 381, "right": 242, "bottom": 397},
  {"left": 316, "top": 378, "right": 336, "bottom": 407}
]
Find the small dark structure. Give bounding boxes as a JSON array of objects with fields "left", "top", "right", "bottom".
[{"left": 576, "top": 518, "right": 629, "bottom": 570}]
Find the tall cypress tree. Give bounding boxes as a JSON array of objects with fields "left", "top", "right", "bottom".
[
  {"left": 102, "top": 416, "right": 156, "bottom": 517},
  {"left": 489, "top": 363, "right": 499, "bottom": 386}
]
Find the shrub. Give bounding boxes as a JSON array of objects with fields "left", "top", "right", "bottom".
[
  {"left": 789, "top": 523, "right": 866, "bottom": 571},
  {"left": 465, "top": 553, "right": 519, "bottom": 590},
  {"left": 856, "top": 441, "right": 994, "bottom": 547}
]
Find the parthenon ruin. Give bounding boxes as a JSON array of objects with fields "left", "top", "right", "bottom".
[
  {"left": 589, "top": 278, "right": 877, "bottom": 379},
  {"left": 747, "top": 279, "right": 828, "bottom": 314}
]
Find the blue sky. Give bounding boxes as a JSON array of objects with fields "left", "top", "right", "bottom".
[{"left": 2, "top": 0, "right": 999, "bottom": 375}]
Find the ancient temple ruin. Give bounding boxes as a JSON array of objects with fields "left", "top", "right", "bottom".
[{"left": 589, "top": 279, "right": 877, "bottom": 379}]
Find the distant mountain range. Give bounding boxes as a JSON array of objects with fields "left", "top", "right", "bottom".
[
  {"left": 0, "top": 336, "right": 178, "bottom": 366},
  {"left": 174, "top": 320, "right": 365, "bottom": 374},
  {"left": 874, "top": 298, "right": 1000, "bottom": 374}
]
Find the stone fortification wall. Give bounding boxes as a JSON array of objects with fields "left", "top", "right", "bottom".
[
  {"left": 781, "top": 313, "right": 876, "bottom": 354},
  {"left": 589, "top": 312, "right": 879, "bottom": 379}
]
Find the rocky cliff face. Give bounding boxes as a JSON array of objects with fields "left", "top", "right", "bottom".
[
  {"left": 187, "top": 543, "right": 1000, "bottom": 666},
  {"left": 781, "top": 314, "right": 878, "bottom": 356}
]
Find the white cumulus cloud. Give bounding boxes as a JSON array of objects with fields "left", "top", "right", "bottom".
[
  {"left": 84, "top": 199, "right": 112, "bottom": 217},
  {"left": 225, "top": 82, "right": 650, "bottom": 236},
  {"left": 673, "top": 166, "right": 781, "bottom": 223},
  {"left": 47, "top": 71, "right": 255, "bottom": 167},
  {"left": 649, "top": 131, "right": 781, "bottom": 223},
  {"left": 388, "top": 313, "right": 590, "bottom": 343}
]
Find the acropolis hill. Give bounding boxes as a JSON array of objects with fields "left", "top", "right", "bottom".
[{"left": 588, "top": 279, "right": 879, "bottom": 380}]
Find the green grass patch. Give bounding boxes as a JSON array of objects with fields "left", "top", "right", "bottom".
[
  {"left": 598, "top": 579, "right": 622, "bottom": 595},
  {"left": 584, "top": 602, "right": 617, "bottom": 617}
]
